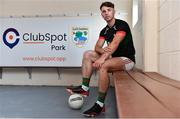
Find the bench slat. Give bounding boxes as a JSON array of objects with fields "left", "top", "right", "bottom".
[
  {"left": 144, "top": 72, "right": 180, "bottom": 89},
  {"left": 128, "top": 71, "right": 180, "bottom": 117},
  {"left": 113, "top": 71, "right": 174, "bottom": 118}
]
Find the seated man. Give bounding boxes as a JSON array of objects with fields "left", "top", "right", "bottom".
[{"left": 67, "top": 1, "right": 136, "bottom": 117}]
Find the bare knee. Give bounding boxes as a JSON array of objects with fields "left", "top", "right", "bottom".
[
  {"left": 99, "top": 63, "right": 109, "bottom": 72},
  {"left": 83, "top": 50, "right": 96, "bottom": 59}
]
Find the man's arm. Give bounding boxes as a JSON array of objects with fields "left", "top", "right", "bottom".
[
  {"left": 93, "top": 31, "right": 126, "bottom": 68},
  {"left": 94, "top": 37, "right": 105, "bottom": 54},
  {"left": 101, "top": 31, "right": 126, "bottom": 60}
]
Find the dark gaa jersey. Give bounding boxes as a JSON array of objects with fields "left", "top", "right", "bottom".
[{"left": 99, "top": 19, "right": 136, "bottom": 63}]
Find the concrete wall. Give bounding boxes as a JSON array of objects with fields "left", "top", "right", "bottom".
[
  {"left": 0, "top": 0, "right": 132, "bottom": 86},
  {"left": 159, "top": 0, "right": 180, "bottom": 81}
]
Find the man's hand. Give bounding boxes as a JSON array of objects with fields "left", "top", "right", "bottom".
[
  {"left": 93, "top": 57, "right": 105, "bottom": 69},
  {"left": 103, "top": 46, "right": 112, "bottom": 53}
]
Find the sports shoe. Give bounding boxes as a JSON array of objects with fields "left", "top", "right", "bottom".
[
  {"left": 83, "top": 103, "right": 105, "bottom": 117},
  {"left": 66, "top": 85, "right": 89, "bottom": 97}
]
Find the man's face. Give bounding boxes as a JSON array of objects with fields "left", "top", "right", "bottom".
[{"left": 101, "top": 6, "right": 115, "bottom": 22}]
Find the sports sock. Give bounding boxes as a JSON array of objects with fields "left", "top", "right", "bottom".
[
  {"left": 96, "top": 91, "right": 107, "bottom": 107},
  {"left": 81, "top": 77, "right": 90, "bottom": 91},
  {"left": 82, "top": 85, "right": 89, "bottom": 91}
]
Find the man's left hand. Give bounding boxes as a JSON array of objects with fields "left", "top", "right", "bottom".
[{"left": 92, "top": 58, "right": 105, "bottom": 69}]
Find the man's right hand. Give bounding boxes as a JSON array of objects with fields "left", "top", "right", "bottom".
[{"left": 103, "top": 46, "right": 112, "bottom": 53}]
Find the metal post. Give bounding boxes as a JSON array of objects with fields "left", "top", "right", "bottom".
[{"left": 27, "top": 68, "right": 32, "bottom": 79}]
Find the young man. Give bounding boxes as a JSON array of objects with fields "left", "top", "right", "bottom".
[{"left": 67, "top": 1, "right": 135, "bottom": 117}]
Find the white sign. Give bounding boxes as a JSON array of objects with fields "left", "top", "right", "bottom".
[{"left": 0, "top": 17, "right": 105, "bottom": 67}]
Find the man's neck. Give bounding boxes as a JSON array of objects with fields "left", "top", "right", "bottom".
[{"left": 107, "top": 18, "right": 116, "bottom": 28}]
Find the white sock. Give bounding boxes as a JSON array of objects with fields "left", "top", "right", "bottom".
[
  {"left": 81, "top": 85, "right": 89, "bottom": 91},
  {"left": 96, "top": 100, "right": 104, "bottom": 107}
]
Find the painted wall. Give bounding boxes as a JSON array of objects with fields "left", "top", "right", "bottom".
[
  {"left": 132, "top": 0, "right": 159, "bottom": 72},
  {"left": 132, "top": 0, "right": 180, "bottom": 81},
  {"left": 0, "top": 0, "right": 132, "bottom": 86},
  {"left": 132, "top": 0, "right": 143, "bottom": 69},
  {"left": 0, "top": 0, "right": 132, "bottom": 23},
  {"left": 159, "top": 0, "right": 180, "bottom": 81},
  {"left": 143, "top": 0, "right": 159, "bottom": 72}
]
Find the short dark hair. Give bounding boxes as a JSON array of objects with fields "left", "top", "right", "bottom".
[{"left": 100, "top": 1, "right": 114, "bottom": 10}]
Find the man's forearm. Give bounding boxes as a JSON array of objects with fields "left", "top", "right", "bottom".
[
  {"left": 99, "top": 52, "right": 111, "bottom": 61},
  {"left": 95, "top": 47, "right": 104, "bottom": 54}
]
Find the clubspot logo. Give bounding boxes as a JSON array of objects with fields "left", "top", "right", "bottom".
[
  {"left": 3, "top": 28, "right": 20, "bottom": 49},
  {"left": 2, "top": 28, "right": 67, "bottom": 51}
]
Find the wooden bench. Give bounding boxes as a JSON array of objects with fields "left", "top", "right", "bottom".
[{"left": 113, "top": 70, "right": 180, "bottom": 118}]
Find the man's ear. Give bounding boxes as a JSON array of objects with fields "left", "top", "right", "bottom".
[{"left": 113, "top": 9, "right": 116, "bottom": 15}]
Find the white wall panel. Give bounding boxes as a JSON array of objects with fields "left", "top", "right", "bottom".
[
  {"left": 159, "top": 53, "right": 170, "bottom": 78},
  {"left": 168, "top": 0, "right": 180, "bottom": 22},
  {"left": 159, "top": 0, "right": 180, "bottom": 81},
  {"left": 160, "top": 0, "right": 166, "bottom": 6},
  {"left": 160, "top": 1, "right": 170, "bottom": 29},
  {"left": 169, "top": 53, "right": 180, "bottom": 81}
]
